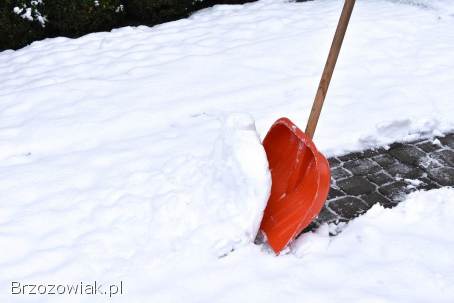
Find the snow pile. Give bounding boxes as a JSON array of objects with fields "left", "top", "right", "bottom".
[
  {"left": 126, "top": 188, "right": 454, "bottom": 303},
  {"left": 294, "top": 188, "right": 454, "bottom": 281},
  {"left": 137, "top": 188, "right": 454, "bottom": 303},
  {"left": 293, "top": 188, "right": 454, "bottom": 301},
  {"left": 146, "top": 113, "right": 271, "bottom": 256},
  {"left": 0, "top": 111, "right": 270, "bottom": 263}
]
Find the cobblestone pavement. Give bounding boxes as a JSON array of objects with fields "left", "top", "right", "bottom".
[{"left": 307, "top": 133, "right": 454, "bottom": 231}]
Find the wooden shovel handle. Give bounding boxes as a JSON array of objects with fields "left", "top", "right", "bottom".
[{"left": 305, "top": 0, "right": 355, "bottom": 139}]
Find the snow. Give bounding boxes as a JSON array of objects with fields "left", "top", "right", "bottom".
[
  {"left": 1, "top": 0, "right": 454, "bottom": 302},
  {"left": 2, "top": 1, "right": 453, "bottom": 156},
  {"left": 12, "top": 0, "right": 46, "bottom": 26},
  {"left": 290, "top": 188, "right": 454, "bottom": 302},
  {"left": 134, "top": 188, "right": 454, "bottom": 303}
]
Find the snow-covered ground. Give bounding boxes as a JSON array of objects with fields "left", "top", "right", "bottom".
[{"left": 1, "top": 0, "right": 453, "bottom": 302}]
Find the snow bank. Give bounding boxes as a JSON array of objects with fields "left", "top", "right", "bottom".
[
  {"left": 135, "top": 188, "right": 454, "bottom": 303},
  {"left": 0, "top": 112, "right": 271, "bottom": 302},
  {"left": 1, "top": 0, "right": 453, "bottom": 158}
]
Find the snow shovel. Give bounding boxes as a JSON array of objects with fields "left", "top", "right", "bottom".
[{"left": 259, "top": 0, "right": 356, "bottom": 254}]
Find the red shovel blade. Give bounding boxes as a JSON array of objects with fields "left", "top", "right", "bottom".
[{"left": 260, "top": 118, "right": 331, "bottom": 254}]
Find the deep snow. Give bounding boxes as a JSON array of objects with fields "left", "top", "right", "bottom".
[{"left": 1, "top": 0, "right": 454, "bottom": 302}]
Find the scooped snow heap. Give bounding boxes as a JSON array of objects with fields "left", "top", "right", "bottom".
[{"left": 149, "top": 113, "right": 271, "bottom": 256}]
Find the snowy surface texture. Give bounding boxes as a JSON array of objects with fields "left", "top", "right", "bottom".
[{"left": 1, "top": 0, "right": 454, "bottom": 302}]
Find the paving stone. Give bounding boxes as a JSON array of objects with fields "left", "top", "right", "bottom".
[
  {"left": 337, "top": 176, "right": 376, "bottom": 196},
  {"left": 388, "top": 142, "right": 404, "bottom": 149},
  {"left": 366, "top": 172, "right": 394, "bottom": 186},
  {"left": 337, "top": 149, "right": 384, "bottom": 162},
  {"left": 315, "top": 206, "right": 339, "bottom": 224},
  {"left": 378, "top": 180, "right": 415, "bottom": 201},
  {"left": 388, "top": 144, "right": 426, "bottom": 166},
  {"left": 328, "top": 196, "right": 370, "bottom": 219},
  {"left": 328, "top": 157, "right": 341, "bottom": 167},
  {"left": 438, "top": 134, "right": 454, "bottom": 149},
  {"left": 408, "top": 137, "right": 427, "bottom": 145},
  {"left": 331, "top": 167, "right": 352, "bottom": 180},
  {"left": 427, "top": 167, "right": 454, "bottom": 186},
  {"left": 363, "top": 148, "right": 387, "bottom": 158},
  {"left": 407, "top": 168, "right": 425, "bottom": 179},
  {"left": 386, "top": 162, "right": 424, "bottom": 179},
  {"left": 362, "top": 192, "right": 396, "bottom": 208},
  {"left": 338, "top": 152, "right": 364, "bottom": 162},
  {"left": 302, "top": 222, "right": 319, "bottom": 233},
  {"left": 372, "top": 154, "right": 396, "bottom": 168},
  {"left": 254, "top": 231, "right": 266, "bottom": 244},
  {"left": 431, "top": 150, "right": 454, "bottom": 167},
  {"left": 417, "top": 177, "right": 441, "bottom": 191},
  {"left": 343, "top": 158, "right": 382, "bottom": 176},
  {"left": 419, "top": 155, "right": 444, "bottom": 169},
  {"left": 327, "top": 187, "right": 344, "bottom": 200},
  {"left": 310, "top": 132, "right": 453, "bottom": 234},
  {"left": 416, "top": 140, "right": 443, "bottom": 153},
  {"left": 404, "top": 168, "right": 425, "bottom": 179}
]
